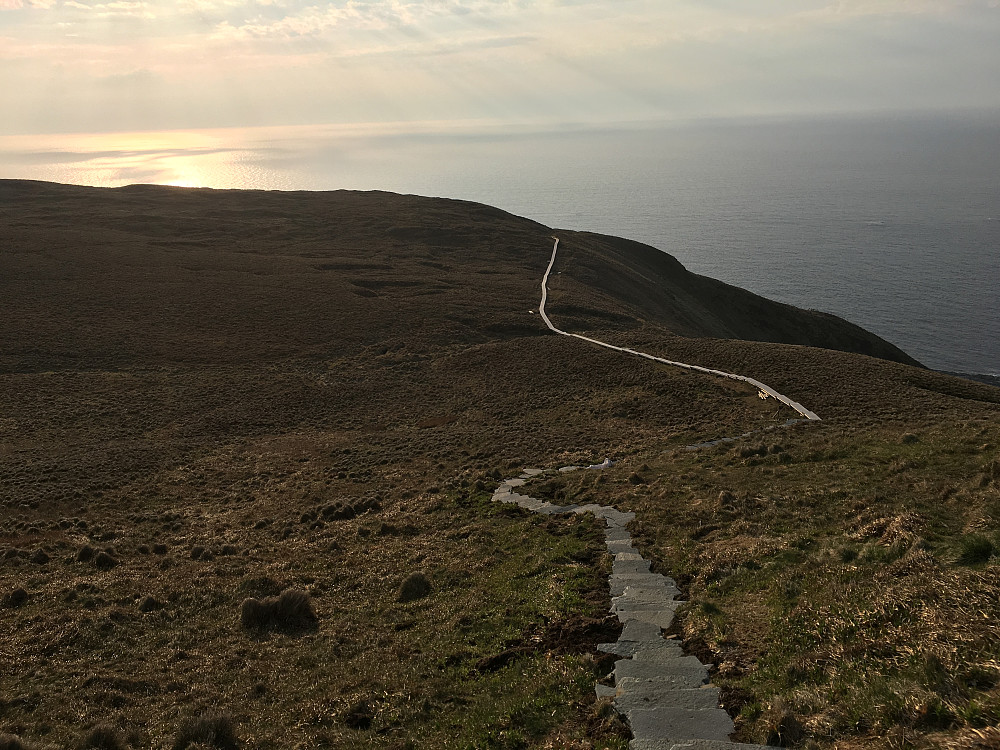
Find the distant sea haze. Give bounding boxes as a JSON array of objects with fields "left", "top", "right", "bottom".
[{"left": 2, "top": 113, "right": 997, "bottom": 375}]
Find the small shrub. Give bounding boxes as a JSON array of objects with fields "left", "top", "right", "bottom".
[
  {"left": 397, "top": 571, "right": 432, "bottom": 603},
  {"left": 2, "top": 587, "right": 29, "bottom": 608},
  {"left": 79, "top": 724, "right": 126, "bottom": 750},
  {"left": 272, "top": 589, "right": 317, "bottom": 628},
  {"left": 0, "top": 733, "right": 31, "bottom": 750},
  {"left": 240, "top": 598, "right": 270, "bottom": 630},
  {"left": 901, "top": 432, "right": 920, "bottom": 444},
  {"left": 138, "top": 596, "right": 163, "bottom": 613},
  {"left": 172, "top": 712, "right": 238, "bottom": 750},
  {"left": 93, "top": 551, "right": 117, "bottom": 570},
  {"left": 151, "top": 543, "right": 168, "bottom": 555},
  {"left": 240, "top": 589, "right": 317, "bottom": 632},
  {"left": 958, "top": 535, "right": 994, "bottom": 565},
  {"left": 761, "top": 697, "right": 805, "bottom": 747},
  {"left": 190, "top": 546, "right": 205, "bottom": 560},
  {"left": 29, "top": 549, "right": 49, "bottom": 565},
  {"left": 77, "top": 545, "right": 96, "bottom": 563},
  {"left": 838, "top": 546, "right": 859, "bottom": 563},
  {"left": 342, "top": 700, "right": 374, "bottom": 730}
]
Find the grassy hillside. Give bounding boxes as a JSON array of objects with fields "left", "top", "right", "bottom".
[{"left": 1, "top": 180, "right": 998, "bottom": 749}]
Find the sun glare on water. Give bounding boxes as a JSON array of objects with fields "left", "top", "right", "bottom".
[{"left": 0, "top": 128, "right": 292, "bottom": 190}]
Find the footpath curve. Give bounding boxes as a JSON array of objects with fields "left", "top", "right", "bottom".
[
  {"left": 539, "top": 238, "right": 820, "bottom": 422},
  {"left": 493, "top": 465, "right": 768, "bottom": 750},
  {"left": 496, "top": 237, "right": 825, "bottom": 747}
]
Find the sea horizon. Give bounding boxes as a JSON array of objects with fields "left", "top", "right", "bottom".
[{"left": 2, "top": 112, "right": 998, "bottom": 377}]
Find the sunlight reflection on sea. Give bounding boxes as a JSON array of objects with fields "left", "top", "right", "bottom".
[{"left": 1, "top": 117, "right": 997, "bottom": 375}]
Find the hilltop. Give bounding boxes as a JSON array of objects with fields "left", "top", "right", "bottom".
[{"left": 1, "top": 180, "right": 998, "bottom": 750}]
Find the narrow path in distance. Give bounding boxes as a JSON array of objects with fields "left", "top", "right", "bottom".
[{"left": 540, "top": 237, "right": 821, "bottom": 422}]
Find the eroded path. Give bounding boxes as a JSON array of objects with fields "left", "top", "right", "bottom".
[{"left": 493, "top": 468, "right": 767, "bottom": 750}]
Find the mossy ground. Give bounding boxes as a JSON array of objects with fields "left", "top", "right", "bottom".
[
  {"left": 4, "top": 182, "right": 1000, "bottom": 749},
  {"left": 524, "top": 415, "right": 1000, "bottom": 748}
]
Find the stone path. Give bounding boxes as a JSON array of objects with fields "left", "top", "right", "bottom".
[
  {"left": 540, "top": 237, "right": 821, "bottom": 423},
  {"left": 493, "top": 467, "right": 769, "bottom": 750}
]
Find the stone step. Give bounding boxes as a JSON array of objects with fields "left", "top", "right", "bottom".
[
  {"left": 615, "top": 552, "right": 646, "bottom": 562},
  {"left": 619, "top": 619, "right": 665, "bottom": 642},
  {"left": 614, "top": 659, "right": 709, "bottom": 684},
  {"left": 606, "top": 539, "right": 637, "bottom": 554},
  {"left": 629, "top": 739, "right": 770, "bottom": 750},
  {"left": 613, "top": 608, "right": 678, "bottom": 628},
  {"left": 615, "top": 686, "right": 721, "bottom": 712},
  {"left": 614, "top": 560, "right": 653, "bottom": 574},
  {"left": 610, "top": 573, "right": 678, "bottom": 596},
  {"left": 595, "top": 683, "right": 617, "bottom": 699},
  {"left": 598, "top": 508, "right": 636, "bottom": 526},
  {"left": 631, "top": 643, "right": 692, "bottom": 663},
  {"left": 599, "top": 639, "right": 684, "bottom": 659},
  {"left": 626, "top": 706, "right": 735, "bottom": 742},
  {"left": 613, "top": 601, "right": 685, "bottom": 616}
]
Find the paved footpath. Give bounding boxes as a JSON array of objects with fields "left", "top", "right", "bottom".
[
  {"left": 493, "top": 466, "right": 768, "bottom": 750},
  {"left": 539, "top": 237, "right": 820, "bottom": 423}
]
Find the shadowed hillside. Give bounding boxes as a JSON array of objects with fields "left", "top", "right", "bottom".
[
  {"left": 545, "top": 231, "right": 922, "bottom": 367},
  {"left": 1, "top": 180, "right": 998, "bottom": 750}
]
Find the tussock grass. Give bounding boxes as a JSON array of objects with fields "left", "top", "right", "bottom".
[
  {"left": 957, "top": 535, "right": 995, "bottom": 565},
  {"left": 172, "top": 713, "right": 238, "bottom": 750},
  {"left": 396, "top": 571, "right": 432, "bottom": 602},
  {"left": 552, "top": 417, "right": 1000, "bottom": 749},
  {"left": 240, "top": 589, "right": 317, "bottom": 633},
  {"left": 78, "top": 725, "right": 126, "bottom": 750}
]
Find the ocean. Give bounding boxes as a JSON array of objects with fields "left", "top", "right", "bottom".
[{"left": 2, "top": 113, "right": 997, "bottom": 375}]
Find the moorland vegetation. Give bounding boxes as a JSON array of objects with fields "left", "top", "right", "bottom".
[{"left": 1, "top": 180, "right": 998, "bottom": 749}]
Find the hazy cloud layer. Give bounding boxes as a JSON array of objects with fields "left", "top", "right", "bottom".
[{"left": 1, "top": 0, "right": 999, "bottom": 133}]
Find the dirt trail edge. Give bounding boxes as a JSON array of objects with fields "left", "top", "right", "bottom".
[
  {"left": 540, "top": 237, "right": 821, "bottom": 422},
  {"left": 493, "top": 468, "right": 768, "bottom": 750}
]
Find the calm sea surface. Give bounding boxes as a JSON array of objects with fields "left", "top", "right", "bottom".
[{"left": 2, "top": 115, "right": 998, "bottom": 374}]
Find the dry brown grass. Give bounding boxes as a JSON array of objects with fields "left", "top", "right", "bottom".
[{"left": 3, "top": 181, "right": 997, "bottom": 748}]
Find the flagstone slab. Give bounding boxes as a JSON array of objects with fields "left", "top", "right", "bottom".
[
  {"left": 493, "top": 464, "right": 741, "bottom": 750},
  {"left": 626, "top": 707, "right": 734, "bottom": 742},
  {"left": 614, "top": 659, "right": 709, "bottom": 684},
  {"left": 615, "top": 686, "right": 721, "bottom": 712},
  {"left": 619, "top": 619, "right": 665, "bottom": 642},
  {"left": 613, "top": 608, "right": 679, "bottom": 628}
]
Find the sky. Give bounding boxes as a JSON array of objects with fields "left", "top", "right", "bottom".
[{"left": 2, "top": 0, "right": 1000, "bottom": 137}]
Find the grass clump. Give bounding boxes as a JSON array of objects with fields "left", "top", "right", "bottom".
[
  {"left": 79, "top": 725, "right": 126, "bottom": 750},
  {"left": 957, "top": 535, "right": 995, "bottom": 565},
  {"left": 2, "top": 587, "right": 28, "bottom": 608},
  {"left": 172, "top": 713, "right": 238, "bottom": 750},
  {"left": 397, "top": 571, "right": 432, "bottom": 602},
  {"left": 240, "top": 588, "right": 317, "bottom": 633}
]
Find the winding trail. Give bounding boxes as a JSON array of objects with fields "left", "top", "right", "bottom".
[
  {"left": 487, "top": 238, "right": 824, "bottom": 747},
  {"left": 493, "top": 467, "right": 767, "bottom": 750},
  {"left": 540, "top": 237, "right": 820, "bottom": 422}
]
